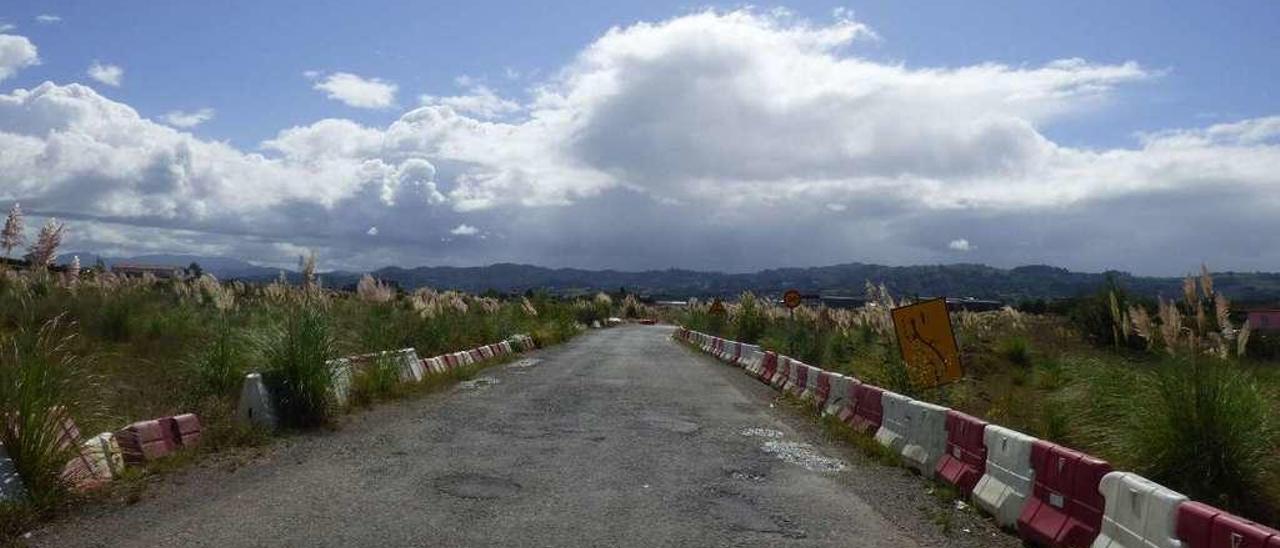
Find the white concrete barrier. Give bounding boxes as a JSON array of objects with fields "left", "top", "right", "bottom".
[
  {"left": 740, "top": 345, "right": 764, "bottom": 376},
  {"left": 874, "top": 391, "right": 912, "bottom": 452},
  {"left": 0, "top": 444, "right": 26, "bottom": 502},
  {"left": 329, "top": 360, "right": 354, "bottom": 406},
  {"left": 900, "top": 399, "right": 949, "bottom": 479},
  {"left": 424, "top": 357, "right": 447, "bottom": 375},
  {"left": 83, "top": 432, "right": 124, "bottom": 480},
  {"left": 236, "top": 373, "right": 278, "bottom": 430},
  {"left": 800, "top": 365, "right": 822, "bottom": 402},
  {"left": 1092, "top": 472, "right": 1187, "bottom": 548},
  {"left": 824, "top": 374, "right": 855, "bottom": 416},
  {"left": 972, "top": 424, "right": 1037, "bottom": 528},
  {"left": 479, "top": 345, "right": 494, "bottom": 360}
]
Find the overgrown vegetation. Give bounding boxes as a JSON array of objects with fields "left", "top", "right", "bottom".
[
  {"left": 0, "top": 256, "right": 594, "bottom": 537},
  {"left": 679, "top": 267, "right": 1280, "bottom": 524}
]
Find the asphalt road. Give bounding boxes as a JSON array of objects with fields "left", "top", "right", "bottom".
[{"left": 32, "top": 325, "right": 1018, "bottom": 547}]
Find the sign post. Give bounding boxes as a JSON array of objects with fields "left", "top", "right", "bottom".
[{"left": 890, "top": 298, "right": 963, "bottom": 389}]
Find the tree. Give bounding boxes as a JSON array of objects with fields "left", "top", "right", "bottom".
[
  {"left": 27, "top": 218, "right": 65, "bottom": 269},
  {"left": 1, "top": 202, "right": 24, "bottom": 258},
  {"left": 188, "top": 261, "right": 204, "bottom": 278}
]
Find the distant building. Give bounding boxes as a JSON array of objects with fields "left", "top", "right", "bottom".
[
  {"left": 112, "top": 263, "right": 184, "bottom": 279},
  {"left": 945, "top": 297, "right": 1003, "bottom": 312},
  {"left": 1247, "top": 310, "right": 1280, "bottom": 331}
]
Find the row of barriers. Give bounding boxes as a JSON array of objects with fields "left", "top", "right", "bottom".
[
  {"left": 237, "top": 334, "right": 537, "bottom": 430},
  {"left": 3, "top": 333, "right": 539, "bottom": 504},
  {"left": 676, "top": 327, "right": 1278, "bottom": 548},
  {"left": 0, "top": 409, "right": 205, "bottom": 501}
]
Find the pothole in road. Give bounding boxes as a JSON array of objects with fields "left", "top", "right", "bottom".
[
  {"left": 706, "top": 494, "right": 805, "bottom": 538},
  {"left": 460, "top": 376, "right": 500, "bottom": 389},
  {"left": 436, "top": 473, "right": 522, "bottom": 499},
  {"left": 738, "top": 427, "right": 784, "bottom": 439},
  {"left": 760, "top": 441, "right": 847, "bottom": 473}
]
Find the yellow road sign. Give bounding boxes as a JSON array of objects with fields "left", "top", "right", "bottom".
[{"left": 890, "top": 298, "right": 963, "bottom": 388}]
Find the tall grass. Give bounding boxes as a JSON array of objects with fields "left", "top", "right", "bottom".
[
  {"left": 1071, "top": 355, "right": 1278, "bottom": 518},
  {"left": 0, "top": 314, "right": 97, "bottom": 507},
  {"left": 258, "top": 297, "right": 339, "bottom": 429},
  {"left": 186, "top": 318, "right": 249, "bottom": 398}
]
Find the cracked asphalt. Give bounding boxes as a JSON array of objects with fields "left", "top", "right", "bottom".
[{"left": 31, "top": 325, "right": 1020, "bottom": 547}]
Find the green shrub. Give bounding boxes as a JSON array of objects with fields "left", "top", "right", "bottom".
[
  {"left": 1075, "top": 356, "right": 1278, "bottom": 518},
  {"left": 997, "top": 336, "right": 1033, "bottom": 368},
  {"left": 187, "top": 318, "right": 249, "bottom": 398},
  {"left": 349, "top": 353, "right": 401, "bottom": 407},
  {"left": 258, "top": 298, "right": 339, "bottom": 429}
]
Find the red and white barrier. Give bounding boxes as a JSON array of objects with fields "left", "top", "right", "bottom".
[{"left": 674, "top": 327, "right": 1272, "bottom": 547}]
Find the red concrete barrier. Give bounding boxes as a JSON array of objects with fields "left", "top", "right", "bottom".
[
  {"left": 936, "top": 410, "right": 988, "bottom": 495},
  {"left": 759, "top": 352, "right": 778, "bottom": 383},
  {"left": 730, "top": 342, "right": 743, "bottom": 365},
  {"left": 814, "top": 372, "right": 832, "bottom": 412},
  {"left": 848, "top": 384, "right": 884, "bottom": 435},
  {"left": 443, "top": 353, "right": 458, "bottom": 369},
  {"left": 116, "top": 419, "right": 174, "bottom": 466},
  {"left": 164, "top": 414, "right": 202, "bottom": 448},
  {"left": 1176, "top": 501, "right": 1280, "bottom": 547},
  {"left": 790, "top": 363, "right": 809, "bottom": 396},
  {"left": 1017, "top": 440, "right": 1112, "bottom": 547},
  {"left": 469, "top": 349, "right": 484, "bottom": 363}
]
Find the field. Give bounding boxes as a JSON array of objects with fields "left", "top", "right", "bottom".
[
  {"left": 678, "top": 276, "right": 1280, "bottom": 525},
  {"left": 0, "top": 266, "right": 608, "bottom": 538}
]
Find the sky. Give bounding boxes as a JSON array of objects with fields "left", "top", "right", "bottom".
[{"left": 0, "top": 1, "right": 1277, "bottom": 275}]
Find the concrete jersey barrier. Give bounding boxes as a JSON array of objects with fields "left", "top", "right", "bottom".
[
  {"left": 824, "top": 374, "right": 855, "bottom": 417},
  {"left": 900, "top": 399, "right": 949, "bottom": 479},
  {"left": 1093, "top": 471, "right": 1186, "bottom": 548},
  {"left": 237, "top": 373, "right": 278, "bottom": 430},
  {"left": 1175, "top": 501, "right": 1280, "bottom": 548},
  {"left": 973, "top": 424, "right": 1037, "bottom": 528},
  {"left": 937, "top": 410, "right": 989, "bottom": 495},
  {"left": 1017, "top": 440, "right": 1112, "bottom": 548},
  {"left": 874, "top": 391, "right": 912, "bottom": 453}
]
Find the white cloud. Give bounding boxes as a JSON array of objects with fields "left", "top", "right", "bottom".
[
  {"left": 35, "top": 15, "right": 61, "bottom": 24},
  {"left": 450, "top": 224, "right": 479, "bottom": 236},
  {"left": 0, "top": 34, "right": 38, "bottom": 82},
  {"left": 87, "top": 61, "right": 123, "bottom": 87},
  {"left": 162, "top": 108, "right": 215, "bottom": 128},
  {"left": 0, "top": 10, "right": 1276, "bottom": 274},
  {"left": 948, "top": 239, "right": 973, "bottom": 252},
  {"left": 312, "top": 72, "right": 397, "bottom": 109},
  {"left": 0, "top": 23, "right": 13, "bottom": 33},
  {"left": 366, "top": 226, "right": 378, "bottom": 236},
  {"left": 420, "top": 85, "right": 520, "bottom": 119}
]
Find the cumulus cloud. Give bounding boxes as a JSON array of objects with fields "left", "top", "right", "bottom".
[
  {"left": 35, "top": 15, "right": 61, "bottom": 24},
  {"left": 421, "top": 84, "right": 520, "bottom": 119},
  {"left": 0, "top": 34, "right": 38, "bottom": 82},
  {"left": 0, "top": 10, "right": 1276, "bottom": 274},
  {"left": 312, "top": 72, "right": 397, "bottom": 109},
  {"left": 162, "top": 108, "right": 215, "bottom": 128},
  {"left": 87, "top": 61, "right": 123, "bottom": 86}
]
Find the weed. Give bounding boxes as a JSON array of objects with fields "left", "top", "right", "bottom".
[
  {"left": 0, "top": 314, "right": 97, "bottom": 507},
  {"left": 258, "top": 297, "right": 339, "bottom": 429}
]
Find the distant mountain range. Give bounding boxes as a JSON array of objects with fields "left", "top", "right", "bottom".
[{"left": 56, "top": 253, "right": 1280, "bottom": 304}]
